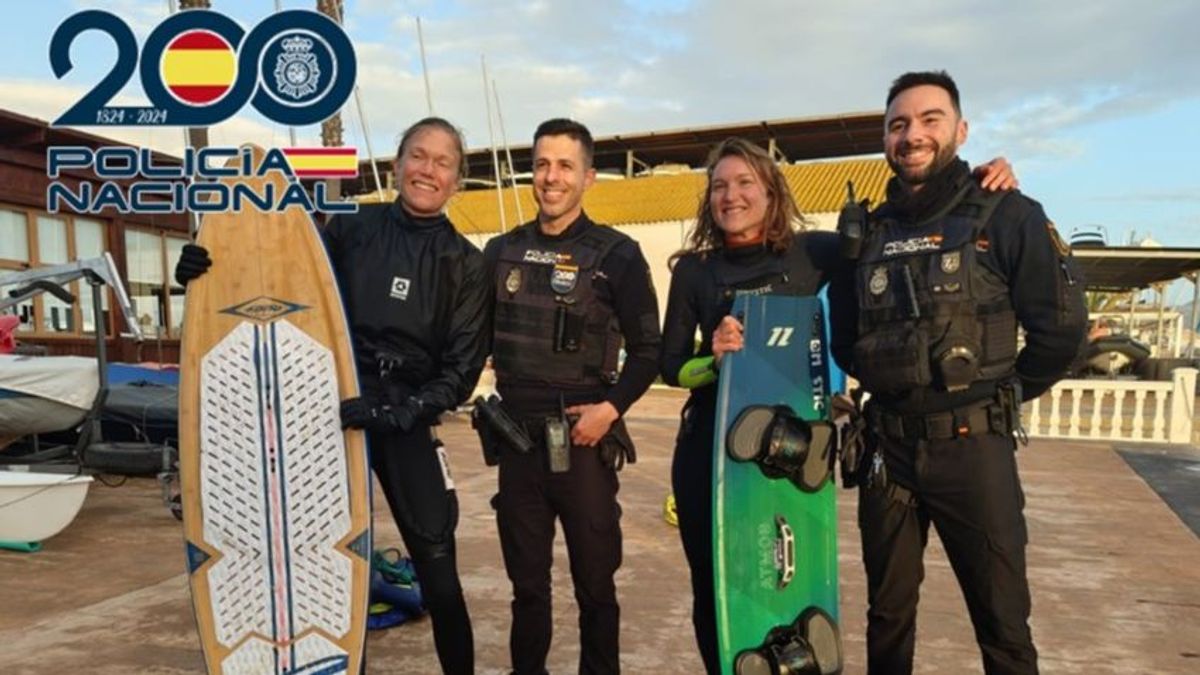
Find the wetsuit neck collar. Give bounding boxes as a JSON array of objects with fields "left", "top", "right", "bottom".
[{"left": 391, "top": 200, "right": 450, "bottom": 231}]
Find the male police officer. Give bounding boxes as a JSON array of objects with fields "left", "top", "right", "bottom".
[
  {"left": 482, "top": 118, "right": 661, "bottom": 675},
  {"left": 829, "top": 72, "right": 1087, "bottom": 675}
]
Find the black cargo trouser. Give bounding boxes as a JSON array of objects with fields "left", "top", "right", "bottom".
[
  {"left": 370, "top": 421, "right": 474, "bottom": 675},
  {"left": 859, "top": 431, "right": 1038, "bottom": 675},
  {"left": 493, "top": 432, "right": 623, "bottom": 675}
]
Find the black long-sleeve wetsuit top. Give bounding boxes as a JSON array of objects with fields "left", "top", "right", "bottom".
[
  {"left": 659, "top": 232, "right": 842, "bottom": 403},
  {"left": 827, "top": 159, "right": 1088, "bottom": 413},
  {"left": 322, "top": 201, "right": 489, "bottom": 415},
  {"left": 482, "top": 213, "right": 661, "bottom": 416}
]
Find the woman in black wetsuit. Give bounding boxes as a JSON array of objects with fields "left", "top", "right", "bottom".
[
  {"left": 175, "top": 117, "right": 486, "bottom": 675},
  {"left": 658, "top": 138, "right": 841, "bottom": 673},
  {"left": 659, "top": 138, "right": 1015, "bottom": 672}
]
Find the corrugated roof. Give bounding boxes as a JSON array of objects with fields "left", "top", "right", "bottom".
[
  {"left": 359, "top": 156, "right": 892, "bottom": 234},
  {"left": 341, "top": 111, "right": 886, "bottom": 195}
]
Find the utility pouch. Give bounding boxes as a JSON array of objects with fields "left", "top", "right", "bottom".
[
  {"left": 996, "top": 380, "right": 1028, "bottom": 445},
  {"left": 853, "top": 329, "right": 932, "bottom": 392},
  {"left": 545, "top": 416, "right": 570, "bottom": 473},
  {"left": 933, "top": 339, "right": 981, "bottom": 393},
  {"left": 553, "top": 306, "right": 585, "bottom": 353},
  {"left": 599, "top": 418, "right": 637, "bottom": 471}
]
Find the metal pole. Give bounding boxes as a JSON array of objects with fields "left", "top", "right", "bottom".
[
  {"left": 493, "top": 79, "right": 524, "bottom": 224},
  {"left": 276, "top": 0, "right": 297, "bottom": 146},
  {"left": 481, "top": 55, "right": 507, "bottom": 232},
  {"left": 416, "top": 17, "right": 434, "bottom": 116},
  {"left": 1156, "top": 283, "right": 1167, "bottom": 358},
  {"left": 325, "top": 1, "right": 384, "bottom": 201},
  {"left": 1189, "top": 271, "right": 1199, "bottom": 359},
  {"left": 1128, "top": 289, "right": 1137, "bottom": 339}
]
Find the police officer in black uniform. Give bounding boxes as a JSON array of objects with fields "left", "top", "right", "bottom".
[
  {"left": 176, "top": 117, "right": 487, "bottom": 675},
  {"left": 828, "top": 72, "right": 1088, "bottom": 675},
  {"left": 481, "top": 118, "right": 661, "bottom": 675}
]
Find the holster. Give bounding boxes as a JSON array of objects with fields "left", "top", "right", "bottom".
[
  {"left": 471, "top": 414, "right": 501, "bottom": 466},
  {"left": 471, "top": 395, "right": 533, "bottom": 466},
  {"left": 599, "top": 418, "right": 637, "bottom": 471}
]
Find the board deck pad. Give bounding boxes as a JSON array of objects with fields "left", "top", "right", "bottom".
[
  {"left": 179, "top": 147, "right": 370, "bottom": 675},
  {"left": 713, "top": 293, "right": 843, "bottom": 674}
]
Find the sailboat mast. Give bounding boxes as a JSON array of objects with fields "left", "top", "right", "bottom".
[{"left": 481, "top": 55, "right": 507, "bottom": 232}]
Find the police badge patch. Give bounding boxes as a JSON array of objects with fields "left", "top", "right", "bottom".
[
  {"left": 940, "top": 251, "right": 961, "bottom": 274},
  {"left": 869, "top": 267, "right": 888, "bottom": 295},
  {"left": 550, "top": 265, "right": 579, "bottom": 295},
  {"left": 274, "top": 35, "right": 321, "bottom": 100},
  {"left": 505, "top": 267, "right": 522, "bottom": 295},
  {"left": 1046, "top": 221, "right": 1071, "bottom": 257}
]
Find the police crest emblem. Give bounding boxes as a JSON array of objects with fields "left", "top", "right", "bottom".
[
  {"left": 274, "top": 35, "right": 321, "bottom": 100},
  {"left": 869, "top": 267, "right": 888, "bottom": 295},
  {"left": 550, "top": 265, "right": 579, "bottom": 295},
  {"left": 505, "top": 267, "right": 522, "bottom": 294},
  {"left": 940, "top": 251, "right": 961, "bottom": 274}
]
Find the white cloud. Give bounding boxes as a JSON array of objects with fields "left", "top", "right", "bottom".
[{"left": 333, "top": 0, "right": 1200, "bottom": 163}]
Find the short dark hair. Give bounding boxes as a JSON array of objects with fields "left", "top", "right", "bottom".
[
  {"left": 886, "top": 71, "right": 961, "bottom": 115},
  {"left": 533, "top": 118, "right": 595, "bottom": 167},
  {"left": 395, "top": 116, "right": 468, "bottom": 179}
]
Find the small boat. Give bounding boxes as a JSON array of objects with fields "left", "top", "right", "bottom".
[
  {"left": 1085, "top": 335, "right": 1151, "bottom": 375},
  {"left": 0, "top": 355, "right": 99, "bottom": 449},
  {"left": 1070, "top": 226, "right": 1107, "bottom": 248},
  {"left": 0, "top": 469, "right": 92, "bottom": 544}
]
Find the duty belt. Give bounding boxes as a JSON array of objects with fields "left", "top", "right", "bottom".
[{"left": 868, "top": 401, "right": 1008, "bottom": 441}]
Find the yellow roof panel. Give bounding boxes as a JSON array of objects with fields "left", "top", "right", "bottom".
[{"left": 357, "top": 157, "right": 891, "bottom": 235}]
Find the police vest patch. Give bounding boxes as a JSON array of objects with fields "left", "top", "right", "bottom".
[
  {"left": 882, "top": 234, "right": 944, "bottom": 257},
  {"left": 505, "top": 267, "right": 522, "bottom": 295},
  {"left": 940, "top": 251, "right": 961, "bottom": 274},
  {"left": 523, "top": 249, "right": 571, "bottom": 265},
  {"left": 869, "top": 267, "right": 888, "bottom": 295},
  {"left": 550, "top": 265, "right": 579, "bottom": 294},
  {"left": 1046, "top": 221, "right": 1071, "bottom": 257}
]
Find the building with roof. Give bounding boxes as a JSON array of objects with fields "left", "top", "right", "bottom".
[
  {"left": 354, "top": 113, "right": 893, "bottom": 321},
  {"left": 1, "top": 107, "right": 892, "bottom": 361},
  {"left": 0, "top": 108, "right": 190, "bottom": 362}
]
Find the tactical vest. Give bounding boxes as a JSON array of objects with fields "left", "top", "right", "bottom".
[
  {"left": 492, "top": 223, "right": 624, "bottom": 389},
  {"left": 852, "top": 184, "right": 1016, "bottom": 395}
]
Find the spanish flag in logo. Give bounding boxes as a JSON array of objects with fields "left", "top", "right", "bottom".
[
  {"left": 161, "top": 30, "right": 236, "bottom": 106},
  {"left": 281, "top": 148, "right": 359, "bottom": 178}
]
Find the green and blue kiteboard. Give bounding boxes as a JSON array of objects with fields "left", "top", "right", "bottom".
[{"left": 713, "top": 293, "right": 843, "bottom": 675}]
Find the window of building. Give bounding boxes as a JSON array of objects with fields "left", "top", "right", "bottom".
[
  {"left": 0, "top": 209, "right": 29, "bottom": 263},
  {"left": 125, "top": 229, "right": 189, "bottom": 338},
  {"left": 0, "top": 207, "right": 110, "bottom": 337},
  {"left": 37, "top": 216, "right": 73, "bottom": 333},
  {"left": 75, "top": 218, "right": 109, "bottom": 334}
]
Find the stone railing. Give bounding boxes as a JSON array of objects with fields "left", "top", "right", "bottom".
[{"left": 1025, "top": 368, "right": 1197, "bottom": 444}]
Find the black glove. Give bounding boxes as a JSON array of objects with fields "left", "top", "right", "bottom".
[
  {"left": 340, "top": 396, "right": 423, "bottom": 435},
  {"left": 175, "top": 243, "right": 212, "bottom": 286}
]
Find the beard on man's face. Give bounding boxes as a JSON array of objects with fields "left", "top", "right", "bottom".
[{"left": 887, "top": 139, "right": 959, "bottom": 186}]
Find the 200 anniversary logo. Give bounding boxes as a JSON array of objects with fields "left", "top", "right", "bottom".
[{"left": 47, "top": 8, "right": 359, "bottom": 214}]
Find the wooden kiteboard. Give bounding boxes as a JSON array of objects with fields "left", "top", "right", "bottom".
[{"left": 179, "top": 147, "right": 370, "bottom": 675}]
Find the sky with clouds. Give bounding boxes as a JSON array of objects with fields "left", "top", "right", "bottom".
[{"left": 3, "top": 1, "right": 1198, "bottom": 299}]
